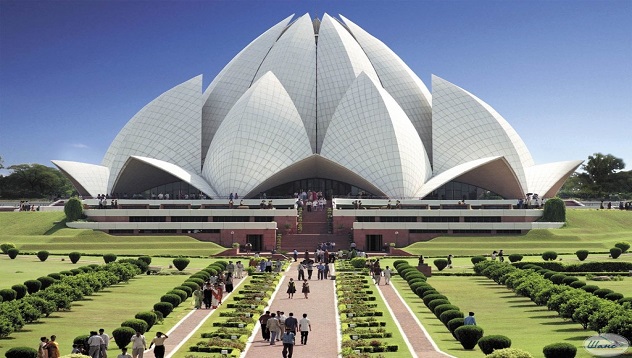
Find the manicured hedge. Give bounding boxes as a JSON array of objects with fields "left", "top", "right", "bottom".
[
  {"left": 543, "top": 342, "right": 577, "bottom": 358},
  {"left": 454, "top": 325, "right": 484, "bottom": 349},
  {"left": 478, "top": 335, "right": 512, "bottom": 354}
]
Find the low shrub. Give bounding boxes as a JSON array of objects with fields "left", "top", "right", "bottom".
[
  {"left": 615, "top": 242, "right": 630, "bottom": 253},
  {"left": 604, "top": 292, "right": 624, "bottom": 301},
  {"left": 24, "top": 279, "right": 42, "bottom": 294},
  {"left": 581, "top": 285, "right": 599, "bottom": 293},
  {"left": 549, "top": 274, "right": 567, "bottom": 285},
  {"left": 11, "top": 284, "right": 27, "bottom": 299},
  {"left": 121, "top": 319, "right": 148, "bottom": 334},
  {"left": 186, "top": 278, "right": 205, "bottom": 287},
  {"left": 421, "top": 290, "right": 439, "bottom": 298},
  {"left": 562, "top": 276, "right": 579, "bottom": 285},
  {"left": 5, "top": 347, "right": 38, "bottom": 358},
  {"left": 434, "top": 304, "right": 460, "bottom": 317},
  {"left": 610, "top": 247, "right": 622, "bottom": 259},
  {"left": 1, "top": 243, "right": 16, "bottom": 254},
  {"left": 593, "top": 289, "right": 614, "bottom": 298},
  {"left": 48, "top": 273, "right": 62, "bottom": 280},
  {"left": 138, "top": 256, "right": 152, "bottom": 265},
  {"left": 569, "top": 281, "right": 586, "bottom": 289},
  {"left": 36, "top": 250, "right": 49, "bottom": 262},
  {"left": 575, "top": 250, "right": 589, "bottom": 261},
  {"left": 508, "top": 254, "right": 523, "bottom": 263},
  {"left": 415, "top": 286, "right": 435, "bottom": 297},
  {"left": 135, "top": 311, "right": 158, "bottom": 331},
  {"left": 542, "top": 251, "right": 558, "bottom": 261},
  {"left": 167, "top": 289, "right": 188, "bottom": 302},
  {"left": 153, "top": 302, "right": 174, "bottom": 318},
  {"left": 454, "top": 325, "right": 484, "bottom": 349},
  {"left": 542, "top": 342, "right": 577, "bottom": 358},
  {"left": 350, "top": 257, "right": 366, "bottom": 268},
  {"left": 447, "top": 318, "right": 464, "bottom": 338},
  {"left": 112, "top": 326, "right": 135, "bottom": 349},
  {"left": 434, "top": 259, "right": 448, "bottom": 271},
  {"left": 103, "top": 254, "right": 117, "bottom": 264},
  {"left": 64, "top": 197, "right": 83, "bottom": 221},
  {"left": 7, "top": 248, "right": 19, "bottom": 259},
  {"left": 478, "top": 335, "right": 512, "bottom": 354},
  {"left": 0, "top": 289, "right": 17, "bottom": 302},
  {"left": 439, "top": 310, "right": 464, "bottom": 326},
  {"left": 73, "top": 334, "right": 89, "bottom": 351},
  {"left": 487, "top": 348, "right": 534, "bottom": 358},
  {"left": 181, "top": 281, "right": 200, "bottom": 291},
  {"left": 427, "top": 299, "right": 451, "bottom": 312},
  {"left": 542, "top": 197, "right": 565, "bottom": 222},
  {"left": 69, "top": 252, "right": 82, "bottom": 264},
  {"left": 175, "top": 285, "right": 193, "bottom": 297},
  {"left": 423, "top": 294, "right": 447, "bottom": 306},
  {"left": 471, "top": 256, "right": 487, "bottom": 265},
  {"left": 172, "top": 257, "right": 190, "bottom": 271}
]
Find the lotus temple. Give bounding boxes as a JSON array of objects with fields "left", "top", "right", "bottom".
[{"left": 52, "top": 14, "right": 581, "bottom": 251}]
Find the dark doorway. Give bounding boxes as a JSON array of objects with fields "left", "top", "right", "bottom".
[
  {"left": 247, "top": 235, "right": 263, "bottom": 252},
  {"left": 366, "top": 235, "right": 383, "bottom": 252}
]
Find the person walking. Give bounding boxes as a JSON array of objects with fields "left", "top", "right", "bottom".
[
  {"left": 284, "top": 312, "right": 298, "bottom": 334},
  {"left": 383, "top": 266, "right": 392, "bottom": 285},
  {"left": 193, "top": 286, "right": 203, "bottom": 309},
  {"left": 302, "top": 280, "right": 310, "bottom": 299},
  {"left": 281, "top": 328, "right": 296, "bottom": 358},
  {"left": 266, "top": 313, "right": 281, "bottom": 344},
  {"left": 87, "top": 331, "right": 104, "bottom": 358},
  {"left": 116, "top": 348, "right": 132, "bottom": 358},
  {"left": 293, "top": 249, "right": 298, "bottom": 262},
  {"left": 299, "top": 313, "right": 311, "bottom": 345},
  {"left": 287, "top": 278, "right": 297, "bottom": 299},
  {"left": 447, "top": 254, "right": 453, "bottom": 269},
  {"left": 149, "top": 332, "right": 168, "bottom": 358},
  {"left": 297, "top": 262, "right": 305, "bottom": 281},
  {"left": 46, "top": 335, "right": 60, "bottom": 358},
  {"left": 130, "top": 331, "right": 146, "bottom": 358},
  {"left": 498, "top": 250, "right": 505, "bottom": 262},
  {"left": 235, "top": 261, "right": 244, "bottom": 279},
  {"left": 306, "top": 261, "right": 314, "bottom": 280},
  {"left": 99, "top": 328, "right": 110, "bottom": 358},
  {"left": 38, "top": 337, "right": 49, "bottom": 358},
  {"left": 259, "top": 311, "right": 271, "bottom": 341}
]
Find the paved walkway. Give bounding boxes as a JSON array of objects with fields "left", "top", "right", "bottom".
[
  {"left": 377, "top": 282, "right": 453, "bottom": 358},
  {"left": 243, "top": 260, "right": 340, "bottom": 358},
  {"left": 149, "top": 257, "right": 452, "bottom": 358}
]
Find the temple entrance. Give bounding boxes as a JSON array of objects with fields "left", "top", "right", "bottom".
[
  {"left": 247, "top": 235, "right": 262, "bottom": 252},
  {"left": 262, "top": 178, "right": 377, "bottom": 199},
  {"left": 366, "top": 234, "right": 383, "bottom": 252}
]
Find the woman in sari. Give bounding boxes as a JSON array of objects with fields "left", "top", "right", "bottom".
[
  {"left": 193, "top": 286, "right": 203, "bottom": 309},
  {"left": 211, "top": 284, "right": 221, "bottom": 309},
  {"left": 45, "top": 335, "right": 60, "bottom": 358},
  {"left": 38, "top": 337, "right": 49, "bottom": 358}
]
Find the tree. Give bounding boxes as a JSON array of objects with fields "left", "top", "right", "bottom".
[
  {"left": 64, "top": 197, "right": 83, "bottom": 221},
  {"left": 0, "top": 163, "right": 74, "bottom": 199},
  {"left": 579, "top": 153, "right": 625, "bottom": 198}
]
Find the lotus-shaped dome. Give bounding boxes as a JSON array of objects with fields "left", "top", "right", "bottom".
[{"left": 53, "top": 13, "right": 581, "bottom": 199}]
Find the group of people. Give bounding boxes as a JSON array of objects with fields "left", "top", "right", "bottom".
[
  {"left": 367, "top": 259, "right": 393, "bottom": 285},
  {"left": 491, "top": 249, "right": 505, "bottom": 262},
  {"left": 18, "top": 200, "right": 40, "bottom": 211},
  {"left": 39, "top": 330, "right": 168, "bottom": 358},
  {"left": 258, "top": 311, "right": 312, "bottom": 358}
]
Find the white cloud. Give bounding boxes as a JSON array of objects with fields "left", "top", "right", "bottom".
[{"left": 71, "top": 143, "right": 89, "bottom": 149}]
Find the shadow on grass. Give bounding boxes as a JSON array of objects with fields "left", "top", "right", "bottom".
[
  {"left": 539, "top": 320, "right": 574, "bottom": 325},
  {"left": 44, "top": 219, "right": 68, "bottom": 235},
  {"left": 511, "top": 304, "right": 539, "bottom": 308}
]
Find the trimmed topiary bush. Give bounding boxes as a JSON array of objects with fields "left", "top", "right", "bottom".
[
  {"left": 427, "top": 299, "right": 451, "bottom": 312},
  {"left": 36, "top": 250, "right": 49, "bottom": 262},
  {"left": 175, "top": 285, "right": 193, "bottom": 297},
  {"left": 542, "top": 251, "right": 558, "bottom": 261},
  {"left": 434, "top": 259, "right": 448, "bottom": 271},
  {"left": 64, "top": 196, "right": 83, "bottom": 221},
  {"left": 138, "top": 256, "right": 152, "bottom": 265},
  {"left": 434, "top": 304, "right": 460, "bottom": 317},
  {"left": 593, "top": 289, "right": 614, "bottom": 298},
  {"left": 604, "top": 292, "right": 624, "bottom": 301},
  {"left": 48, "top": 273, "right": 62, "bottom": 280},
  {"left": 153, "top": 302, "right": 174, "bottom": 318},
  {"left": 423, "top": 294, "right": 447, "bottom": 306},
  {"left": 542, "top": 342, "right": 576, "bottom": 358},
  {"left": 24, "top": 279, "right": 42, "bottom": 294},
  {"left": 121, "top": 318, "right": 148, "bottom": 334},
  {"left": 471, "top": 256, "right": 487, "bottom": 265},
  {"left": 447, "top": 317, "right": 464, "bottom": 338},
  {"left": 508, "top": 254, "right": 523, "bottom": 263},
  {"left": 73, "top": 334, "right": 89, "bottom": 352},
  {"left": 68, "top": 252, "right": 82, "bottom": 264},
  {"left": 7, "top": 248, "right": 19, "bottom": 259},
  {"left": 185, "top": 278, "right": 205, "bottom": 287},
  {"left": 0, "top": 243, "right": 16, "bottom": 254},
  {"left": 478, "top": 335, "right": 512, "bottom": 354},
  {"left": 487, "top": 348, "right": 534, "bottom": 358},
  {"left": 569, "top": 281, "right": 587, "bottom": 289},
  {"left": 167, "top": 289, "right": 188, "bottom": 302},
  {"left": 11, "top": 284, "right": 27, "bottom": 299},
  {"left": 37, "top": 276, "right": 56, "bottom": 289},
  {"left": 575, "top": 250, "right": 589, "bottom": 261},
  {"left": 562, "top": 276, "right": 579, "bottom": 285},
  {"left": 135, "top": 311, "right": 158, "bottom": 331},
  {"left": 0, "top": 289, "right": 17, "bottom": 302},
  {"left": 610, "top": 247, "right": 622, "bottom": 259},
  {"left": 440, "top": 310, "right": 464, "bottom": 326},
  {"left": 172, "top": 257, "right": 190, "bottom": 271},
  {"left": 103, "top": 253, "right": 117, "bottom": 263},
  {"left": 455, "top": 325, "right": 484, "bottom": 350},
  {"left": 549, "top": 274, "right": 567, "bottom": 285},
  {"left": 112, "top": 326, "right": 135, "bottom": 349},
  {"left": 181, "top": 281, "right": 201, "bottom": 292},
  {"left": 615, "top": 242, "right": 630, "bottom": 253},
  {"left": 542, "top": 197, "right": 565, "bottom": 222},
  {"left": 5, "top": 347, "right": 38, "bottom": 358}
]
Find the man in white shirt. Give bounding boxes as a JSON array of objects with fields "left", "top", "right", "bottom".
[
  {"left": 130, "top": 331, "right": 146, "bottom": 358},
  {"left": 99, "top": 328, "right": 110, "bottom": 358},
  {"left": 87, "top": 331, "right": 104, "bottom": 358},
  {"left": 299, "top": 313, "right": 311, "bottom": 345}
]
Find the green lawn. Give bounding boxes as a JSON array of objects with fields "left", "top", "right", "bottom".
[
  {"left": 391, "top": 275, "right": 597, "bottom": 358},
  {"left": 403, "top": 209, "right": 632, "bottom": 256},
  {"left": 0, "top": 212, "right": 226, "bottom": 256},
  {"left": 0, "top": 271, "right": 198, "bottom": 355}
]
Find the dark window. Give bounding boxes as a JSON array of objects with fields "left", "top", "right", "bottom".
[
  {"left": 421, "top": 217, "right": 459, "bottom": 222},
  {"left": 496, "top": 230, "right": 523, "bottom": 234},
  {"left": 355, "top": 217, "right": 376, "bottom": 222},
  {"left": 138, "top": 229, "right": 177, "bottom": 233},
  {"left": 379, "top": 216, "right": 417, "bottom": 222},
  {"left": 212, "top": 216, "right": 250, "bottom": 222},
  {"left": 129, "top": 216, "right": 166, "bottom": 222},
  {"left": 463, "top": 216, "right": 501, "bottom": 222},
  {"left": 409, "top": 229, "right": 448, "bottom": 234},
  {"left": 452, "top": 229, "right": 492, "bottom": 234},
  {"left": 108, "top": 229, "right": 134, "bottom": 234},
  {"left": 254, "top": 216, "right": 275, "bottom": 222},
  {"left": 171, "top": 216, "right": 208, "bottom": 222}
]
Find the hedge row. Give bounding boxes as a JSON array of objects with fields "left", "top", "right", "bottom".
[
  {"left": 0, "top": 262, "right": 141, "bottom": 339},
  {"left": 512, "top": 261, "right": 632, "bottom": 272},
  {"left": 475, "top": 261, "right": 632, "bottom": 341}
]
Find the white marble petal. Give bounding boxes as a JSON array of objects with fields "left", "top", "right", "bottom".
[
  {"left": 526, "top": 160, "right": 583, "bottom": 198},
  {"left": 51, "top": 160, "right": 109, "bottom": 198}
]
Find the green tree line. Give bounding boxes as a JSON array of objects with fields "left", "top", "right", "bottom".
[
  {"left": 559, "top": 153, "right": 631, "bottom": 200},
  {"left": 0, "top": 156, "right": 75, "bottom": 199}
]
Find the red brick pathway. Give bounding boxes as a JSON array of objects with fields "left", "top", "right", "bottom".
[
  {"left": 243, "top": 260, "right": 340, "bottom": 358},
  {"left": 377, "top": 282, "right": 453, "bottom": 358}
]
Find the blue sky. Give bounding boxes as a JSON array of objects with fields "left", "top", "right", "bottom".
[{"left": 1, "top": 0, "right": 631, "bottom": 174}]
